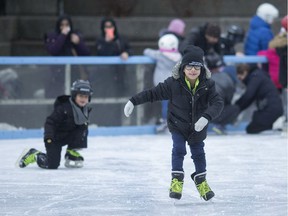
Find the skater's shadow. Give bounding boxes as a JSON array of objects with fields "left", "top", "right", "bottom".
[{"left": 174, "top": 200, "right": 215, "bottom": 207}]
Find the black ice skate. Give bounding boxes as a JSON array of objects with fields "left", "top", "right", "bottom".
[
  {"left": 191, "top": 172, "right": 215, "bottom": 201},
  {"left": 169, "top": 171, "right": 184, "bottom": 200},
  {"left": 64, "top": 149, "right": 84, "bottom": 168}
]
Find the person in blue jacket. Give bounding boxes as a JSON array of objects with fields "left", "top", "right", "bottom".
[{"left": 244, "top": 3, "right": 279, "bottom": 55}]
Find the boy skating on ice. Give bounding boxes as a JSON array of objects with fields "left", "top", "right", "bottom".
[
  {"left": 18, "top": 80, "right": 93, "bottom": 169},
  {"left": 124, "top": 45, "right": 224, "bottom": 201}
]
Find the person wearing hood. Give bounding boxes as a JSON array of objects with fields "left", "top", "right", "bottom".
[
  {"left": 124, "top": 45, "right": 224, "bottom": 202},
  {"left": 234, "top": 63, "right": 283, "bottom": 134},
  {"left": 44, "top": 15, "right": 90, "bottom": 98},
  {"left": 244, "top": 3, "right": 279, "bottom": 55},
  {"left": 93, "top": 17, "right": 131, "bottom": 98},
  {"left": 143, "top": 34, "right": 182, "bottom": 132},
  {"left": 18, "top": 80, "right": 93, "bottom": 169},
  {"left": 95, "top": 17, "right": 131, "bottom": 59}
]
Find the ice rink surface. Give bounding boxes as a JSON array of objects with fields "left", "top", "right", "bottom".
[{"left": 0, "top": 133, "right": 287, "bottom": 216}]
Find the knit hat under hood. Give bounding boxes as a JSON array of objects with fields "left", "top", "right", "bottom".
[
  {"left": 181, "top": 45, "right": 204, "bottom": 67},
  {"left": 172, "top": 45, "right": 211, "bottom": 79}
]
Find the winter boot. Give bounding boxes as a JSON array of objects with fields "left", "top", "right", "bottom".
[
  {"left": 18, "top": 148, "right": 41, "bottom": 168},
  {"left": 169, "top": 171, "right": 184, "bottom": 200},
  {"left": 191, "top": 172, "right": 214, "bottom": 201},
  {"left": 64, "top": 149, "right": 84, "bottom": 168}
]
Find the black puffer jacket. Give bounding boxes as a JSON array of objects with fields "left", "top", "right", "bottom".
[
  {"left": 235, "top": 67, "right": 283, "bottom": 123},
  {"left": 44, "top": 95, "right": 91, "bottom": 149},
  {"left": 130, "top": 66, "right": 224, "bottom": 143}
]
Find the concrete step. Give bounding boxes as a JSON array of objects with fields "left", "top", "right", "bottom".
[
  {"left": 0, "top": 15, "right": 283, "bottom": 56},
  {"left": 16, "top": 16, "right": 253, "bottom": 41},
  {"left": 5, "top": 0, "right": 286, "bottom": 17},
  {"left": 10, "top": 40, "right": 158, "bottom": 56},
  {"left": 0, "top": 16, "right": 18, "bottom": 42}
]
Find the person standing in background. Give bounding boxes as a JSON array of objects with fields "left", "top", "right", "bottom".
[
  {"left": 159, "top": 18, "right": 186, "bottom": 53},
  {"left": 269, "top": 15, "right": 288, "bottom": 132},
  {"left": 94, "top": 17, "right": 131, "bottom": 97},
  {"left": 95, "top": 17, "right": 131, "bottom": 59},
  {"left": 44, "top": 14, "right": 90, "bottom": 98},
  {"left": 143, "top": 34, "right": 182, "bottom": 132},
  {"left": 244, "top": 3, "right": 279, "bottom": 55}
]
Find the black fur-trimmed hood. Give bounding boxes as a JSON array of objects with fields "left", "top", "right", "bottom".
[
  {"left": 171, "top": 59, "right": 211, "bottom": 80},
  {"left": 54, "top": 95, "right": 70, "bottom": 109}
]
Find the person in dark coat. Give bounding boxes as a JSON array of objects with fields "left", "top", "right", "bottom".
[
  {"left": 95, "top": 17, "right": 131, "bottom": 59},
  {"left": 181, "top": 23, "right": 222, "bottom": 56},
  {"left": 18, "top": 80, "right": 93, "bottom": 169},
  {"left": 205, "top": 52, "right": 240, "bottom": 134},
  {"left": 93, "top": 17, "right": 131, "bottom": 97},
  {"left": 124, "top": 45, "right": 224, "bottom": 201},
  {"left": 234, "top": 64, "right": 283, "bottom": 134},
  {"left": 44, "top": 15, "right": 90, "bottom": 98}
]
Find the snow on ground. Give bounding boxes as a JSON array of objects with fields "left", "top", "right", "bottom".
[{"left": 0, "top": 133, "right": 287, "bottom": 216}]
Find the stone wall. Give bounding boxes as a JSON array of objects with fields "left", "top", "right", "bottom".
[
  {"left": 4, "top": 0, "right": 287, "bottom": 17},
  {"left": 38, "top": 0, "right": 288, "bottom": 17},
  {"left": 0, "top": 0, "right": 286, "bottom": 56},
  {"left": 0, "top": 16, "right": 284, "bottom": 56}
]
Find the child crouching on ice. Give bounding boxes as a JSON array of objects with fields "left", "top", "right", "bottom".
[
  {"left": 124, "top": 45, "right": 224, "bottom": 201},
  {"left": 18, "top": 80, "right": 93, "bottom": 169}
]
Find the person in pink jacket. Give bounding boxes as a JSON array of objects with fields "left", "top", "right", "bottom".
[{"left": 257, "top": 49, "right": 282, "bottom": 92}]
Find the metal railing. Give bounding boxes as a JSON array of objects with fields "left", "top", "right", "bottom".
[
  {"left": 0, "top": 55, "right": 267, "bottom": 96},
  {"left": 0, "top": 55, "right": 267, "bottom": 127}
]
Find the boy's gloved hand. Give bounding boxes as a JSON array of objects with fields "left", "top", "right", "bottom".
[
  {"left": 124, "top": 100, "right": 134, "bottom": 117},
  {"left": 194, "top": 117, "right": 208, "bottom": 132}
]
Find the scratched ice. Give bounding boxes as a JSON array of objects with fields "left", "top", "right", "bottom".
[{"left": 0, "top": 133, "right": 287, "bottom": 216}]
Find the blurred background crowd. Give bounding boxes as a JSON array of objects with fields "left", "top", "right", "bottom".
[{"left": 0, "top": 0, "right": 286, "bottom": 134}]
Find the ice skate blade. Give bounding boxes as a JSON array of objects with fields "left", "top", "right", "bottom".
[
  {"left": 64, "top": 159, "right": 83, "bottom": 168},
  {"left": 201, "top": 192, "right": 215, "bottom": 202},
  {"left": 171, "top": 198, "right": 181, "bottom": 206}
]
